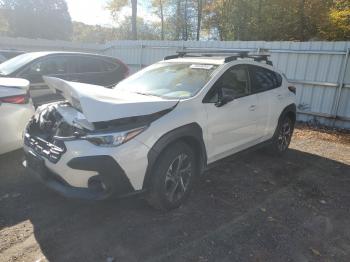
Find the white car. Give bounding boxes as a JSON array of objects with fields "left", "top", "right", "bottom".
[
  {"left": 0, "top": 78, "right": 35, "bottom": 154},
  {"left": 23, "top": 51, "right": 296, "bottom": 210}
]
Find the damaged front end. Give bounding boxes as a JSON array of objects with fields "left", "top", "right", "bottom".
[
  {"left": 24, "top": 101, "right": 176, "bottom": 163},
  {"left": 24, "top": 102, "right": 86, "bottom": 163}
]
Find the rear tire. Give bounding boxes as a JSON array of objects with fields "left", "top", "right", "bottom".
[
  {"left": 146, "top": 142, "right": 197, "bottom": 211},
  {"left": 270, "top": 116, "right": 294, "bottom": 154}
]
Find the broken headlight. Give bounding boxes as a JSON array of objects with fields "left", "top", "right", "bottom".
[{"left": 83, "top": 126, "right": 147, "bottom": 147}]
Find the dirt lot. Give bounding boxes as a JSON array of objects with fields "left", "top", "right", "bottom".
[{"left": 0, "top": 126, "right": 349, "bottom": 262}]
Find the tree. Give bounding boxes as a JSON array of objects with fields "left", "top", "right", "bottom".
[
  {"left": 320, "top": 0, "right": 350, "bottom": 40},
  {"left": 107, "top": 0, "right": 138, "bottom": 40},
  {"left": 196, "top": 0, "right": 203, "bottom": 40},
  {"left": 0, "top": 0, "right": 72, "bottom": 40},
  {"left": 152, "top": 0, "right": 165, "bottom": 40},
  {"left": 72, "top": 22, "right": 118, "bottom": 43},
  {"left": 202, "top": 0, "right": 338, "bottom": 41}
]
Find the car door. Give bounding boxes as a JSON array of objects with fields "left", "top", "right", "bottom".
[
  {"left": 18, "top": 55, "right": 70, "bottom": 106},
  {"left": 248, "top": 65, "right": 284, "bottom": 139},
  {"left": 203, "top": 64, "right": 260, "bottom": 163}
]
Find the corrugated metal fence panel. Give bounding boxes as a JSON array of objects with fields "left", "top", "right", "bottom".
[{"left": 0, "top": 37, "right": 348, "bottom": 128}]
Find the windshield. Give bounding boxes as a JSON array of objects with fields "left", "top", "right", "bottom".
[
  {"left": 114, "top": 62, "right": 218, "bottom": 99},
  {"left": 0, "top": 53, "right": 43, "bottom": 76}
]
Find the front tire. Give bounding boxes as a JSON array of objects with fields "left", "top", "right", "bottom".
[
  {"left": 271, "top": 116, "right": 294, "bottom": 154},
  {"left": 146, "top": 142, "right": 197, "bottom": 210}
]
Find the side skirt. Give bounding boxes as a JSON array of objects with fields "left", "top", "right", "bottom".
[{"left": 204, "top": 138, "right": 274, "bottom": 171}]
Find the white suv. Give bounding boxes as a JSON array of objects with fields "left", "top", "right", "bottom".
[{"left": 24, "top": 51, "right": 296, "bottom": 210}]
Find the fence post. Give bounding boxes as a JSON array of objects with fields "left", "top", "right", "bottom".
[
  {"left": 332, "top": 48, "right": 350, "bottom": 125},
  {"left": 139, "top": 41, "right": 144, "bottom": 70}
]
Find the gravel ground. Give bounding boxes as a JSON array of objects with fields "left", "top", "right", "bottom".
[{"left": 0, "top": 126, "right": 349, "bottom": 262}]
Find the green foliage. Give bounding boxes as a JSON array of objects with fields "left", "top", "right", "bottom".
[
  {"left": 321, "top": 0, "right": 350, "bottom": 40},
  {"left": 0, "top": 0, "right": 348, "bottom": 41},
  {"left": 72, "top": 22, "right": 118, "bottom": 43},
  {"left": 0, "top": 0, "right": 72, "bottom": 40},
  {"left": 72, "top": 18, "right": 160, "bottom": 43},
  {"left": 107, "top": 0, "right": 138, "bottom": 39}
]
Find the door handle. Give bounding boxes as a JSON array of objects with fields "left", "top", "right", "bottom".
[
  {"left": 277, "top": 94, "right": 283, "bottom": 99},
  {"left": 249, "top": 105, "right": 256, "bottom": 111}
]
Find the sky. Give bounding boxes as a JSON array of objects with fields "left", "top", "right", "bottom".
[{"left": 66, "top": 0, "right": 158, "bottom": 27}]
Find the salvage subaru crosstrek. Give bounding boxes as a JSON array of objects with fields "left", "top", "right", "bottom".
[{"left": 24, "top": 50, "right": 296, "bottom": 210}]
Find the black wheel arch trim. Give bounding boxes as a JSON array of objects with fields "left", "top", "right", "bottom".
[
  {"left": 142, "top": 123, "right": 207, "bottom": 190},
  {"left": 273, "top": 103, "right": 296, "bottom": 137},
  {"left": 280, "top": 103, "right": 296, "bottom": 122}
]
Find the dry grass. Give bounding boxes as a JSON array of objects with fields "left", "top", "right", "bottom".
[{"left": 291, "top": 124, "right": 350, "bottom": 164}]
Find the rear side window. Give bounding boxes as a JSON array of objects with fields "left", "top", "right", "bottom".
[
  {"left": 100, "top": 60, "right": 120, "bottom": 72},
  {"left": 249, "top": 65, "right": 281, "bottom": 93}
]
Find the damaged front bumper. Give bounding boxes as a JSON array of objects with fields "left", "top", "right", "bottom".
[{"left": 23, "top": 102, "right": 151, "bottom": 200}]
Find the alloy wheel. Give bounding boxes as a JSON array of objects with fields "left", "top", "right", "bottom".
[
  {"left": 164, "top": 153, "right": 192, "bottom": 203},
  {"left": 277, "top": 119, "right": 292, "bottom": 151}
]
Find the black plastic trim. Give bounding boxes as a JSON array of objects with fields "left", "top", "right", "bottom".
[
  {"left": 26, "top": 153, "right": 136, "bottom": 200},
  {"left": 67, "top": 155, "right": 135, "bottom": 198},
  {"left": 142, "top": 123, "right": 207, "bottom": 190}
]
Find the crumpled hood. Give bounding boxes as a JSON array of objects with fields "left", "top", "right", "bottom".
[{"left": 43, "top": 76, "right": 179, "bottom": 123}]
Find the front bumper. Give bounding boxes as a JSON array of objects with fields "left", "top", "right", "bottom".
[{"left": 25, "top": 149, "right": 136, "bottom": 200}]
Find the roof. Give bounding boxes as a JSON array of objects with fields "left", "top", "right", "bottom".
[{"left": 18, "top": 51, "right": 118, "bottom": 60}]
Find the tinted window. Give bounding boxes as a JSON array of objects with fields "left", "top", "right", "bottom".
[
  {"left": 100, "top": 60, "right": 120, "bottom": 72},
  {"left": 206, "top": 65, "right": 250, "bottom": 102},
  {"left": 250, "top": 65, "right": 280, "bottom": 93},
  {"left": 28, "top": 56, "right": 69, "bottom": 75},
  {"left": 72, "top": 56, "right": 103, "bottom": 73}
]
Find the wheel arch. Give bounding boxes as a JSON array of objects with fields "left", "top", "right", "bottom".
[
  {"left": 142, "top": 123, "right": 207, "bottom": 190},
  {"left": 273, "top": 103, "right": 296, "bottom": 138},
  {"left": 281, "top": 103, "right": 296, "bottom": 124}
]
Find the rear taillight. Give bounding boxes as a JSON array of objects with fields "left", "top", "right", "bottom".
[
  {"left": 288, "top": 86, "right": 296, "bottom": 94},
  {"left": 0, "top": 94, "right": 28, "bottom": 104}
]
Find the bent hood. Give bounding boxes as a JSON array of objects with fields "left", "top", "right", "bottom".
[{"left": 43, "top": 76, "right": 179, "bottom": 123}]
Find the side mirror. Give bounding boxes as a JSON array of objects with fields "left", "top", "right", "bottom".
[{"left": 215, "top": 95, "right": 234, "bottom": 107}]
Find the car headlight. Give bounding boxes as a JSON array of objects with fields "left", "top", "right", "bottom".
[{"left": 83, "top": 126, "right": 147, "bottom": 147}]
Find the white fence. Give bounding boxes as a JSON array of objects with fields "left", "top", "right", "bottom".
[{"left": 1, "top": 37, "right": 349, "bottom": 129}]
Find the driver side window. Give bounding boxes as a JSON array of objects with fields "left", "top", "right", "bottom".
[{"left": 206, "top": 65, "right": 250, "bottom": 103}]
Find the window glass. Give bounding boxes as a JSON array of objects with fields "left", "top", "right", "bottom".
[
  {"left": 28, "top": 56, "right": 69, "bottom": 75},
  {"left": 73, "top": 56, "right": 103, "bottom": 73},
  {"left": 115, "top": 62, "right": 218, "bottom": 99},
  {"left": 275, "top": 72, "right": 283, "bottom": 87},
  {"left": 206, "top": 65, "right": 250, "bottom": 102},
  {"left": 250, "top": 65, "right": 279, "bottom": 93},
  {"left": 100, "top": 60, "right": 119, "bottom": 72}
]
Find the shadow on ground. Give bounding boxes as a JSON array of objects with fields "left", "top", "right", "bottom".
[{"left": 0, "top": 147, "right": 350, "bottom": 261}]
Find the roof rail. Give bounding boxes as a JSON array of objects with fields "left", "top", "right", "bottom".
[{"left": 163, "top": 48, "right": 273, "bottom": 65}]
